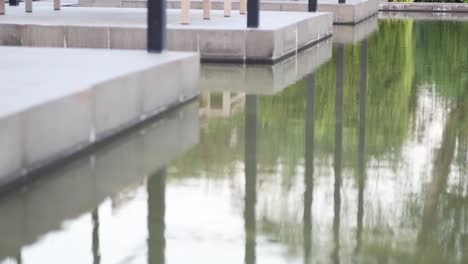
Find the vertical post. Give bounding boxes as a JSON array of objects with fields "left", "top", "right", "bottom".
[
  {"left": 304, "top": 73, "right": 315, "bottom": 264},
  {"left": 224, "top": 0, "right": 231, "bottom": 17},
  {"left": 244, "top": 95, "right": 258, "bottom": 264},
  {"left": 308, "top": 0, "right": 317, "bottom": 12},
  {"left": 147, "top": 0, "right": 166, "bottom": 52},
  {"left": 0, "top": 0, "right": 5, "bottom": 15},
  {"left": 240, "top": 0, "right": 246, "bottom": 14},
  {"left": 25, "top": 0, "right": 32, "bottom": 13},
  {"left": 54, "top": 0, "right": 60, "bottom": 10},
  {"left": 202, "top": 0, "right": 210, "bottom": 19},
  {"left": 9, "top": 0, "right": 18, "bottom": 6},
  {"left": 147, "top": 168, "right": 166, "bottom": 264},
  {"left": 180, "top": 0, "right": 190, "bottom": 24},
  {"left": 247, "top": 0, "right": 259, "bottom": 28},
  {"left": 338, "top": 0, "right": 345, "bottom": 4},
  {"left": 332, "top": 43, "right": 345, "bottom": 264},
  {"left": 355, "top": 38, "right": 367, "bottom": 254}
]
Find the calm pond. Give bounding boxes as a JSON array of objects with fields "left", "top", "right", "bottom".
[{"left": 1, "top": 17, "right": 468, "bottom": 264}]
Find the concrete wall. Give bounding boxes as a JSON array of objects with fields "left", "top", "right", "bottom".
[
  {"left": 0, "top": 48, "right": 199, "bottom": 191},
  {"left": 0, "top": 7, "right": 333, "bottom": 63}
]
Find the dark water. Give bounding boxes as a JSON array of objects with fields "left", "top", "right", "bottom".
[{"left": 1, "top": 18, "right": 468, "bottom": 264}]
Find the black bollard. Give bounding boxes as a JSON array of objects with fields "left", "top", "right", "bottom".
[
  {"left": 9, "top": 0, "right": 19, "bottom": 6},
  {"left": 247, "top": 0, "right": 259, "bottom": 28},
  {"left": 147, "top": 0, "right": 166, "bottom": 52},
  {"left": 308, "top": 0, "right": 317, "bottom": 12}
]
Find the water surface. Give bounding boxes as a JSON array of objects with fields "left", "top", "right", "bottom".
[{"left": 1, "top": 18, "right": 468, "bottom": 264}]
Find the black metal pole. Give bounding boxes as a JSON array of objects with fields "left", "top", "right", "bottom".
[
  {"left": 338, "top": 0, "right": 345, "bottom": 4},
  {"left": 9, "top": 0, "right": 19, "bottom": 6},
  {"left": 147, "top": 0, "right": 166, "bottom": 52},
  {"left": 308, "top": 0, "right": 317, "bottom": 12},
  {"left": 247, "top": 0, "right": 259, "bottom": 28}
]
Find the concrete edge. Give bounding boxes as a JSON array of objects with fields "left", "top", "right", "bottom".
[
  {"left": 0, "top": 94, "right": 199, "bottom": 196},
  {"left": 0, "top": 52, "right": 200, "bottom": 193}
]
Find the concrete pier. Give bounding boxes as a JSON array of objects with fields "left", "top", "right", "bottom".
[
  {"left": 0, "top": 47, "right": 199, "bottom": 189},
  {"left": 0, "top": 6, "right": 333, "bottom": 63},
  {"left": 81, "top": 0, "right": 378, "bottom": 24},
  {"left": 0, "top": 102, "right": 199, "bottom": 261},
  {"left": 201, "top": 38, "right": 332, "bottom": 95}
]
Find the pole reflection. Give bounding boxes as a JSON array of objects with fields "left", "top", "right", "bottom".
[
  {"left": 303, "top": 73, "right": 315, "bottom": 264},
  {"left": 356, "top": 38, "right": 368, "bottom": 255},
  {"left": 147, "top": 168, "right": 166, "bottom": 264},
  {"left": 92, "top": 209, "right": 101, "bottom": 264},
  {"left": 244, "top": 95, "right": 258, "bottom": 264},
  {"left": 332, "top": 44, "right": 345, "bottom": 264}
]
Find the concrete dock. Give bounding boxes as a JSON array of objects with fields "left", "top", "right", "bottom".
[
  {"left": 0, "top": 6, "right": 333, "bottom": 63},
  {"left": 201, "top": 38, "right": 331, "bottom": 95},
  {"left": 80, "top": 0, "right": 378, "bottom": 24},
  {"left": 0, "top": 101, "right": 199, "bottom": 261},
  {"left": 0, "top": 47, "right": 199, "bottom": 189}
]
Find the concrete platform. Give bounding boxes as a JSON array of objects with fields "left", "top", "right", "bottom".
[
  {"left": 201, "top": 38, "right": 331, "bottom": 95},
  {"left": 0, "top": 6, "right": 333, "bottom": 63},
  {"left": 0, "top": 101, "right": 199, "bottom": 261},
  {"left": 333, "top": 13, "right": 377, "bottom": 44},
  {"left": 82, "top": 0, "right": 378, "bottom": 24},
  {"left": 0, "top": 47, "right": 199, "bottom": 188}
]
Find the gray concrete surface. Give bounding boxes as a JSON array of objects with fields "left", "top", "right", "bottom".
[
  {"left": 95, "top": 0, "right": 378, "bottom": 24},
  {"left": 0, "top": 102, "right": 199, "bottom": 261},
  {"left": 333, "top": 13, "right": 377, "bottom": 44},
  {"left": 0, "top": 47, "right": 199, "bottom": 188},
  {"left": 379, "top": 2, "right": 468, "bottom": 13},
  {"left": 0, "top": 6, "right": 333, "bottom": 63},
  {"left": 201, "top": 38, "right": 332, "bottom": 95}
]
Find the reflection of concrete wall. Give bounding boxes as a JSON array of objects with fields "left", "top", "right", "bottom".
[
  {"left": 0, "top": 102, "right": 199, "bottom": 261},
  {"left": 199, "top": 91, "right": 245, "bottom": 117},
  {"left": 200, "top": 39, "right": 332, "bottom": 95},
  {"left": 333, "top": 15, "right": 377, "bottom": 44}
]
